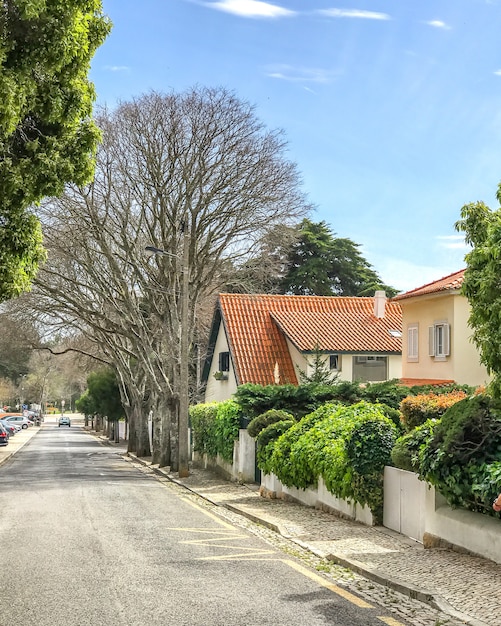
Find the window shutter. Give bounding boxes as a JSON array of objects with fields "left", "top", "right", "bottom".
[
  {"left": 428, "top": 326, "right": 435, "bottom": 356},
  {"left": 443, "top": 324, "right": 450, "bottom": 356}
]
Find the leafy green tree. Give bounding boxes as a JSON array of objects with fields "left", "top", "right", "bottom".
[
  {"left": 0, "top": 0, "right": 111, "bottom": 300},
  {"left": 86, "top": 368, "right": 124, "bottom": 423},
  {"left": 456, "top": 195, "right": 501, "bottom": 396},
  {"left": 279, "top": 219, "right": 397, "bottom": 296}
]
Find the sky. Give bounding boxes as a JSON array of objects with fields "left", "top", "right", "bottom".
[{"left": 90, "top": 0, "right": 501, "bottom": 292}]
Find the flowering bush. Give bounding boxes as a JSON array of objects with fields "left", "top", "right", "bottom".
[{"left": 400, "top": 391, "right": 468, "bottom": 431}]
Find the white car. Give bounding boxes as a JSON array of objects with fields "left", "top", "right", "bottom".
[{"left": 1, "top": 414, "right": 34, "bottom": 429}]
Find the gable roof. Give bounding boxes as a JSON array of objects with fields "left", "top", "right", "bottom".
[
  {"left": 211, "top": 293, "right": 402, "bottom": 386},
  {"left": 392, "top": 269, "right": 465, "bottom": 302}
]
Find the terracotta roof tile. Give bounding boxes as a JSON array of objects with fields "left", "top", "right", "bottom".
[
  {"left": 399, "top": 378, "right": 455, "bottom": 387},
  {"left": 218, "top": 294, "right": 402, "bottom": 386},
  {"left": 392, "top": 269, "right": 465, "bottom": 302}
]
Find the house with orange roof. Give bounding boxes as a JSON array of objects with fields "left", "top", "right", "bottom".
[
  {"left": 392, "top": 269, "right": 489, "bottom": 388},
  {"left": 203, "top": 292, "right": 403, "bottom": 402}
]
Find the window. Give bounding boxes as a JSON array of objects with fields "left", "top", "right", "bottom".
[
  {"left": 329, "top": 354, "right": 341, "bottom": 371},
  {"left": 352, "top": 355, "right": 388, "bottom": 382},
  {"left": 218, "top": 351, "right": 230, "bottom": 372},
  {"left": 428, "top": 323, "right": 450, "bottom": 359},
  {"left": 408, "top": 325, "right": 418, "bottom": 361}
]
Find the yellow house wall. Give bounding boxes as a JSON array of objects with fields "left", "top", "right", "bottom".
[
  {"left": 451, "top": 297, "right": 490, "bottom": 387},
  {"left": 204, "top": 323, "right": 238, "bottom": 403},
  {"left": 400, "top": 293, "right": 489, "bottom": 387}
]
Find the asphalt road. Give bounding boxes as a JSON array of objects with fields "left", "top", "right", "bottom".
[{"left": 0, "top": 423, "right": 410, "bottom": 626}]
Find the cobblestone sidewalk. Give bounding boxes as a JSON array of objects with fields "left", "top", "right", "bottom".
[{"left": 129, "top": 459, "right": 498, "bottom": 626}]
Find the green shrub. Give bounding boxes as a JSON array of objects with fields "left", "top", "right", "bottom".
[
  {"left": 269, "top": 401, "right": 396, "bottom": 522},
  {"left": 269, "top": 404, "right": 337, "bottom": 489},
  {"left": 189, "top": 402, "right": 219, "bottom": 456},
  {"left": 419, "top": 394, "right": 501, "bottom": 513},
  {"left": 400, "top": 391, "right": 468, "bottom": 431},
  {"left": 247, "top": 409, "right": 294, "bottom": 438},
  {"left": 391, "top": 419, "right": 438, "bottom": 472},
  {"left": 214, "top": 400, "right": 241, "bottom": 463},
  {"left": 189, "top": 400, "right": 241, "bottom": 463},
  {"left": 360, "top": 380, "right": 411, "bottom": 409},
  {"left": 256, "top": 420, "right": 295, "bottom": 475}
]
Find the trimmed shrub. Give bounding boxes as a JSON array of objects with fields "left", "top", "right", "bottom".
[
  {"left": 214, "top": 400, "right": 241, "bottom": 463},
  {"left": 419, "top": 394, "right": 501, "bottom": 513},
  {"left": 189, "top": 402, "right": 219, "bottom": 457},
  {"left": 189, "top": 400, "right": 241, "bottom": 463},
  {"left": 400, "top": 391, "right": 468, "bottom": 431},
  {"left": 268, "top": 401, "right": 396, "bottom": 522},
  {"left": 247, "top": 409, "right": 294, "bottom": 438},
  {"left": 256, "top": 419, "right": 295, "bottom": 475},
  {"left": 391, "top": 419, "right": 438, "bottom": 472}
]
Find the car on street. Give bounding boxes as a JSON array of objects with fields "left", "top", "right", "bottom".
[
  {"left": 0, "top": 422, "right": 9, "bottom": 445},
  {"left": 0, "top": 419, "right": 17, "bottom": 437},
  {"left": 0, "top": 414, "right": 34, "bottom": 429},
  {"left": 58, "top": 415, "right": 71, "bottom": 427}
]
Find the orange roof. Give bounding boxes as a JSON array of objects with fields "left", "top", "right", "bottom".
[
  {"left": 217, "top": 294, "right": 402, "bottom": 386},
  {"left": 392, "top": 269, "right": 465, "bottom": 302},
  {"left": 399, "top": 378, "right": 455, "bottom": 387}
]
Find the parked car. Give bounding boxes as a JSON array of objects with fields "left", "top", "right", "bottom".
[
  {"left": 0, "top": 423, "right": 9, "bottom": 446},
  {"left": 0, "top": 419, "right": 17, "bottom": 437},
  {"left": 0, "top": 414, "right": 34, "bottom": 429},
  {"left": 58, "top": 415, "right": 71, "bottom": 427}
]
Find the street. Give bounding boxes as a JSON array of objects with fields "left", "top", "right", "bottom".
[{"left": 1, "top": 422, "right": 417, "bottom": 626}]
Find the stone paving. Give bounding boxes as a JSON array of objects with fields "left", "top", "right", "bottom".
[
  {"left": 156, "top": 465, "right": 499, "bottom": 626},
  {"left": 5, "top": 428, "right": 497, "bottom": 626}
]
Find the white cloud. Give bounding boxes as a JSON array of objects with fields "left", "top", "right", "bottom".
[
  {"left": 265, "top": 64, "right": 337, "bottom": 83},
  {"left": 435, "top": 235, "right": 469, "bottom": 251},
  {"left": 103, "top": 65, "right": 130, "bottom": 72},
  {"left": 426, "top": 19, "right": 451, "bottom": 30},
  {"left": 318, "top": 8, "right": 391, "bottom": 20},
  {"left": 494, "top": 70, "right": 501, "bottom": 76},
  {"left": 204, "top": 0, "right": 295, "bottom": 18}
]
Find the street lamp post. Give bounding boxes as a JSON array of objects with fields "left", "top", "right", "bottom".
[{"left": 145, "top": 226, "right": 190, "bottom": 477}]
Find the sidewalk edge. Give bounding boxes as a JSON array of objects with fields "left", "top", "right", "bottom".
[{"left": 127, "top": 454, "right": 490, "bottom": 626}]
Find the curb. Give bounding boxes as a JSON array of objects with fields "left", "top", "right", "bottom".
[
  {"left": 0, "top": 425, "right": 42, "bottom": 466},
  {"left": 126, "top": 453, "right": 489, "bottom": 626}
]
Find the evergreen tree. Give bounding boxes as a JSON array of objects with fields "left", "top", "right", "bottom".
[{"left": 280, "top": 219, "right": 397, "bottom": 296}]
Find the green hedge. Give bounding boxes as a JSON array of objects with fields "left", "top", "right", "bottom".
[
  {"left": 266, "top": 401, "right": 396, "bottom": 523},
  {"left": 418, "top": 394, "right": 501, "bottom": 515},
  {"left": 189, "top": 400, "right": 241, "bottom": 463}
]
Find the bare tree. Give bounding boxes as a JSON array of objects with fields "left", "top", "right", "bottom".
[{"left": 31, "top": 86, "right": 311, "bottom": 468}]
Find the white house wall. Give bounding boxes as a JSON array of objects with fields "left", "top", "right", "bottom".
[{"left": 204, "top": 323, "right": 238, "bottom": 402}]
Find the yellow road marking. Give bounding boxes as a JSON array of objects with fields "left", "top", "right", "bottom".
[
  {"left": 283, "top": 559, "right": 373, "bottom": 609},
  {"left": 377, "top": 617, "right": 407, "bottom": 626},
  {"left": 178, "top": 497, "right": 235, "bottom": 529},
  {"left": 200, "top": 550, "right": 277, "bottom": 560}
]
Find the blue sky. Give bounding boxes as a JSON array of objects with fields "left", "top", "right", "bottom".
[{"left": 90, "top": 0, "right": 501, "bottom": 292}]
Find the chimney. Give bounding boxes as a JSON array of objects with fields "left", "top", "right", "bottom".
[{"left": 374, "top": 290, "right": 386, "bottom": 318}]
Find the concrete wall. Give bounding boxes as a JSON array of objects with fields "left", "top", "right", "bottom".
[
  {"left": 384, "top": 466, "right": 501, "bottom": 564},
  {"left": 203, "top": 441, "right": 501, "bottom": 564},
  {"left": 261, "top": 474, "right": 374, "bottom": 525}
]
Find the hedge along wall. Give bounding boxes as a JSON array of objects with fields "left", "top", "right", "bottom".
[
  {"left": 189, "top": 400, "right": 241, "bottom": 463},
  {"left": 266, "top": 401, "right": 397, "bottom": 524}
]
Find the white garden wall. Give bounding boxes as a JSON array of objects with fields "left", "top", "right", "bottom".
[{"left": 195, "top": 438, "right": 501, "bottom": 564}]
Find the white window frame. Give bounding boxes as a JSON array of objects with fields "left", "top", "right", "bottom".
[
  {"left": 407, "top": 324, "right": 418, "bottom": 362},
  {"left": 428, "top": 322, "right": 450, "bottom": 360}
]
